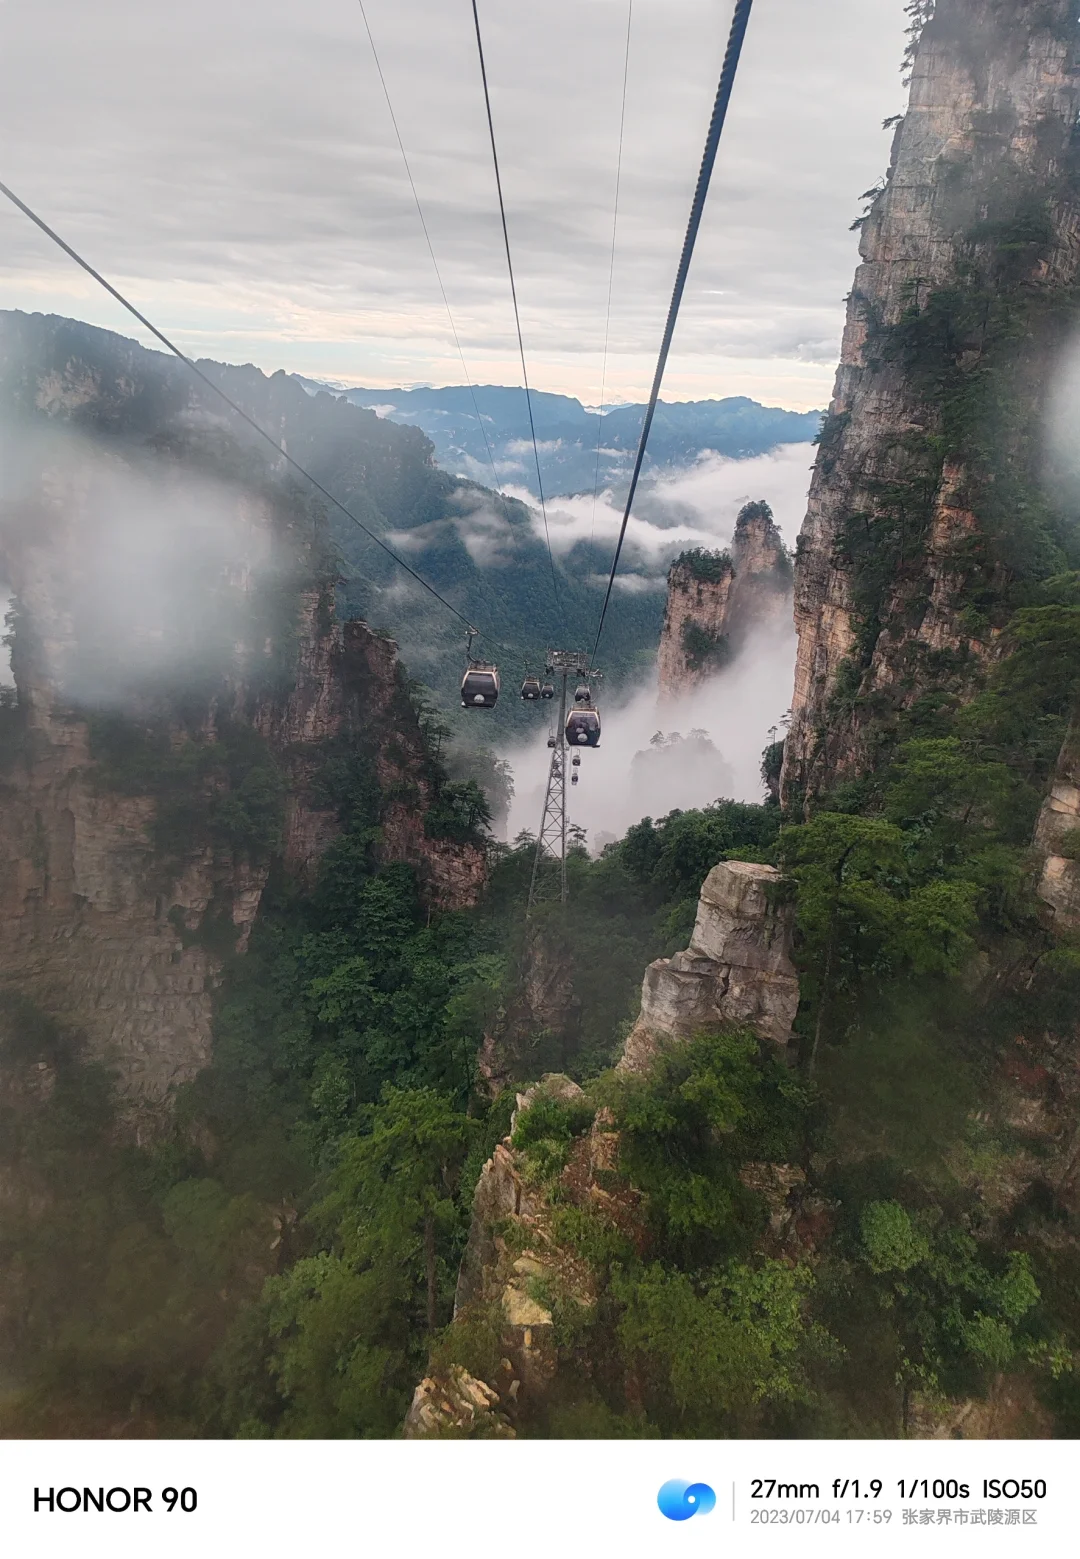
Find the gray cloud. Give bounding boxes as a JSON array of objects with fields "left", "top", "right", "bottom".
[
  {"left": 0, "top": 422, "right": 286, "bottom": 707},
  {"left": 0, "top": 0, "right": 907, "bottom": 406}
]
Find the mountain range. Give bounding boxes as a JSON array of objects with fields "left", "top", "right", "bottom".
[{"left": 292, "top": 379, "right": 822, "bottom": 498}]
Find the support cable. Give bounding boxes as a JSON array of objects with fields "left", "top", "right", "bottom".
[
  {"left": 590, "top": 0, "right": 754, "bottom": 662},
  {"left": 356, "top": 0, "right": 502, "bottom": 496},
  {"left": 470, "top": 0, "right": 565, "bottom": 630},
  {"left": 0, "top": 176, "right": 503, "bottom": 643},
  {"left": 357, "top": 0, "right": 533, "bottom": 658},
  {"left": 589, "top": 0, "right": 633, "bottom": 549}
]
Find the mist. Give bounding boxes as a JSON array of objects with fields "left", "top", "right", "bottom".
[
  {"left": 503, "top": 620, "right": 796, "bottom": 850},
  {"left": 499, "top": 440, "right": 814, "bottom": 581},
  {"left": 0, "top": 422, "right": 286, "bottom": 709},
  {"left": 0, "top": 591, "right": 12, "bottom": 687},
  {"left": 1044, "top": 328, "right": 1080, "bottom": 510}
]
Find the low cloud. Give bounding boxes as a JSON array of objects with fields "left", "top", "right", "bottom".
[
  {"left": 503, "top": 619, "right": 796, "bottom": 850},
  {"left": 0, "top": 421, "right": 287, "bottom": 708},
  {"left": 583, "top": 572, "right": 665, "bottom": 595},
  {"left": 504, "top": 437, "right": 564, "bottom": 456},
  {"left": 447, "top": 488, "right": 520, "bottom": 567},
  {"left": 0, "top": 590, "right": 12, "bottom": 688},
  {"left": 500, "top": 441, "right": 813, "bottom": 574}
]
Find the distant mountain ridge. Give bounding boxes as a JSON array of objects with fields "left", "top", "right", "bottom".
[{"left": 292, "top": 378, "right": 823, "bottom": 498}]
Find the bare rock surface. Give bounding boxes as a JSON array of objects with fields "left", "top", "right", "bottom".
[
  {"left": 657, "top": 502, "right": 791, "bottom": 699},
  {"left": 620, "top": 860, "right": 799, "bottom": 1070},
  {"left": 1034, "top": 721, "right": 1080, "bottom": 932},
  {"left": 780, "top": 0, "right": 1080, "bottom": 804},
  {"left": 403, "top": 1366, "right": 514, "bottom": 1439}
]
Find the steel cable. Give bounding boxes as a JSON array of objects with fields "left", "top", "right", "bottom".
[
  {"left": 589, "top": 0, "right": 633, "bottom": 551},
  {"left": 0, "top": 176, "right": 504, "bottom": 644},
  {"left": 470, "top": 0, "right": 565, "bottom": 631},
  {"left": 590, "top": 0, "right": 755, "bottom": 663},
  {"left": 357, "top": 0, "right": 502, "bottom": 496}
]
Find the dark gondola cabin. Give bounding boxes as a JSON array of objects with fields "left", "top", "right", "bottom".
[
  {"left": 565, "top": 707, "right": 600, "bottom": 748},
  {"left": 521, "top": 675, "right": 542, "bottom": 700},
  {"left": 574, "top": 682, "right": 591, "bottom": 703},
  {"left": 540, "top": 681, "right": 555, "bottom": 699},
  {"left": 461, "top": 666, "right": 500, "bottom": 708}
]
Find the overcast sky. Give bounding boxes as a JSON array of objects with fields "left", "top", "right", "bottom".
[{"left": 0, "top": 0, "right": 907, "bottom": 409}]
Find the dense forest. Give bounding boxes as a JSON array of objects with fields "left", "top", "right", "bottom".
[{"left": 5, "top": 614, "right": 1080, "bottom": 1437}]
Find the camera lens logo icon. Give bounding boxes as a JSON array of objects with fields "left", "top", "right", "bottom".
[{"left": 657, "top": 1480, "right": 716, "bottom": 1521}]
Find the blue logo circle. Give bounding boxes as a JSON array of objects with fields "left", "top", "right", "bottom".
[{"left": 657, "top": 1480, "right": 717, "bottom": 1521}]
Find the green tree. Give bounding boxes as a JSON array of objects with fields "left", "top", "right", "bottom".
[
  {"left": 617, "top": 1260, "right": 830, "bottom": 1433},
  {"left": 779, "top": 814, "right": 907, "bottom": 1067},
  {"left": 219, "top": 1088, "right": 473, "bottom": 1438}
]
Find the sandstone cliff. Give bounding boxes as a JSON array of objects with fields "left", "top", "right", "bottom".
[
  {"left": 406, "top": 858, "right": 800, "bottom": 1435},
  {"left": 1034, "top": 719, "right": 1080, "bottom": 929},
  {"left": 656, "top": 500, "right": 792, "bottom": 698},
  {"left": 780, "top": 0, "right": 1080, "bottom": 804},
  {"left": 620, "top": 860, "right": 799, "bottom": 1069},
  {"left": 0, "top": 318, "right": 485, "bottom": 1105}
]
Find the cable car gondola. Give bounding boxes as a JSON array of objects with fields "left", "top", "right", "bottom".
[
  {"left": 574, "top": 682, "right": 591, "bottom": 703},
  {"left": 520, "top": 675, "right": 542, "bottom": 701},
  {"left": 565, "top": 706, "right": 601, "bottom": 748},
  {"left": 462, "top": 665, "right": 500, "bottom": 708},
  {"left": 461, "top": 628, "right": 500, "bottom": 709},
  {"left": 540, "top": 680, "right": 555, "bottom": 699}
]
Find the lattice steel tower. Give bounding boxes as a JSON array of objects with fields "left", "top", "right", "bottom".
[{"left": 526, "top": 651, "right": 586, "bottom": 914}]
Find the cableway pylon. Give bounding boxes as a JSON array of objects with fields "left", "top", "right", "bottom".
[{"left": 526, "top": 649, "right": 590, "bottom": 915}]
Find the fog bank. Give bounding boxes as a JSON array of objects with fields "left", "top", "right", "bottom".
[
  {"left": 0, "top": 423, "right": 286, "bottom": 708},
  {"left": 503, "top": 621, "right": 796, "bottom": 850}
]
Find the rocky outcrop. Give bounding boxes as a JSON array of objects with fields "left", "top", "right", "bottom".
[
  {"left": 780, "top": 0, "right": 1080, "bottom": 804},
  {"left": 656, "top": 501, "right": 792, "bottom": 698},
  {"left": 0, "top": 316, "right": 485, "bottom": 1104},
  {"left": 403, "top": 1366, "right": 515, "bottom": 1439},
  {"left": 620, "top": 860, "right": 799, "bottom": 1071},
  {"left": 1034, "top": 720, "right": 1080, "bottom": 931},
  {"left": 406, "top": 1074, "right": 616, "bottom": 1436},
  {"left": 417, "top": 860, "right": 801, "bottom": 1432}
]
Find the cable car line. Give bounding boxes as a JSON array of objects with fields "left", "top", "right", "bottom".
[
  {"left": 356, "top": 0, "right": 502, "bottom": 498},
  {"left": 590, "top": 0, "right": 755, "bottom": 663},
  {"left": 469, "top": 0, "right": 565, "bottom": 631},
  {"left": 589, "top": 0, "right": 633, "bottom": 550},
  {"left": 355, "top": 0, "right": 526, "bottom": 663},
  {"left": 0, "top": 176, "right": 506, "bottom": 643}
]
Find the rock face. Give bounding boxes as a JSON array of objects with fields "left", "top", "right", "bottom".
[
  {"left": 0, "top": 316, "right": 485, "bottom": 1104},
  {"left": 1034, "top": 721, "right": 1080, "bottom": 931},
  {"left": 620, "top": 860, "right": 799, "bottom": 1071},
  {"left": 780, "top": 0, "right": 1080, "bottom": 804},
  {"left": 403, "top": 1366, "right": 515, "bottom": 1440},
  {"left": 656, "top": 501, "right": 792, "bottom": 699},
  {"left": 418, "top": 864, "right": 801, "bottom": 1432},
  {"left": 405, "top": 1074, "right": 613, "bottom": 1436}
]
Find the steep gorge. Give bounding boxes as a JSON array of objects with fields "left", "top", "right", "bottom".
[{"left": 403, "top": 0, "right": 1080, "bottom": 1444}]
